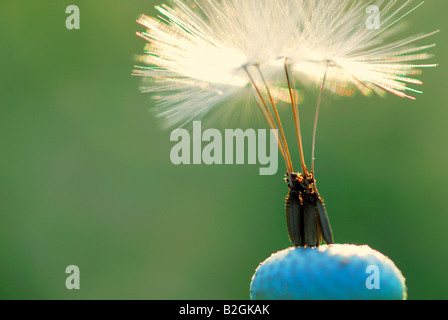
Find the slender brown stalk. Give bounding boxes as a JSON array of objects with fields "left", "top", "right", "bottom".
[
  {"left": 244, "top": 66, "right": 291, "bottom": 173},
  {"left": 311, "top": 64, "right": 329, "bottom": 178},
  {"left": 284, "top": 58, "right": 307, "bottom": 176},
  {"left": 255, "top": 65, "right": 294, "bottom": 174}
]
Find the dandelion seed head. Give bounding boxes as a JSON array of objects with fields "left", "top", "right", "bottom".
[
  {"left": 135, "top": 0, "right": 438, "bottom": 128},
  {"left": 135, "top": 0, "right": 301, "bottom": 127},
  {"left": 289, "top": 0, "right": 439, "bottom": 99}
]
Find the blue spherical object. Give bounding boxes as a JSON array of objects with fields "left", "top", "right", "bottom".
[{"left": 250, "top": 244, "right": 407, "bottom": 300}]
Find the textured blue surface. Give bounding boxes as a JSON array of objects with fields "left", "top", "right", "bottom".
[{"left": 250, "top": 244, "right": 407, "bottom": 300}]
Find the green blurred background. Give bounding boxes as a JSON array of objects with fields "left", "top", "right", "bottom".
[{"left": 0, "top": 1, "right": 446, "bottom": 300}]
